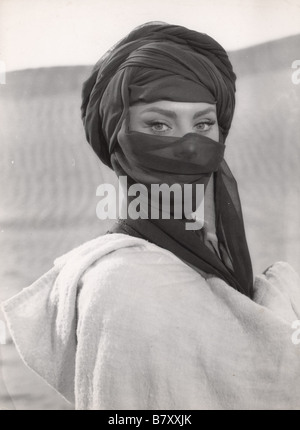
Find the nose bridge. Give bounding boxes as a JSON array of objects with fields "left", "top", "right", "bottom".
[{"left": 177, "top": 114, "right": 193, "bottom": 136}]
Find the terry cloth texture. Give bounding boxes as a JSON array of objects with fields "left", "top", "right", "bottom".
[{"left": 2, "top": 233, "right": 300, "bottom": 410}]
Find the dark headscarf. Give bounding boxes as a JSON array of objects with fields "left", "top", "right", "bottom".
[
  {"left": 81, "top": 21, "right": 236, "bottom": 167},
  {"left": 81, "top": 22, "right": 254, "bottom": 297}
]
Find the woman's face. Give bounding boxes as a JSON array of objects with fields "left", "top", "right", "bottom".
[{"left": 129, "top": 100, "right": 219, "bottom": 141}]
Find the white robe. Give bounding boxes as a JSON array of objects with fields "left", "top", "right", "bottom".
[{"left": 2, "top": 233, "right": 300, "bottom": 410}]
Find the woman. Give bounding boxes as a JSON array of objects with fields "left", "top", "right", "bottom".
[{"left": 2, "top": 22, "right": 300, "bottom": 410}]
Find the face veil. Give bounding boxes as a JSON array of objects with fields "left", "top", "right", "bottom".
[{"left": 81, "top": 22, "right": 254, "bottom": 298}]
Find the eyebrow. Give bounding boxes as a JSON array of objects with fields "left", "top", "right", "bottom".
[{"left": 140, "top": 106, "right": 216, "bottom": 119}]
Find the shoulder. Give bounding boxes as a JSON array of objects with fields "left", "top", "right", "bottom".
[
  {"left": 75, "top": 234, "right": 215, "bottom": 361},
  {"left": 77, "top": 232, "right": 204, "bottom": 293},
  {"left": 76, "top": 233, "right": 209, "bottom": 322}
]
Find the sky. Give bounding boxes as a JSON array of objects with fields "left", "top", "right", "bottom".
[{"left": 1, "top": 0, "right": 300, "bottom": 71}]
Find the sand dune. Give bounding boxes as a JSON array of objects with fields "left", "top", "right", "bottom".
[{"left": 0, "top": 34, "right": 299, "bottom": 409}]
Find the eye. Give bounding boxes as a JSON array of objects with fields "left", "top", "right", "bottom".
[
  {"left": 195, "top": 120, "right": 215, "bottom": 132},
  {"left": 149, "top": 121, "right": 171, "bottom": 133}
]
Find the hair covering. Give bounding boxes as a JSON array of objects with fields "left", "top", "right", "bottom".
[
  {"left": 81, "top": 22, "right": 253, "bottom": 297},
  {"left": 81, "top": 21, "right": 236, "bottom": 169}
]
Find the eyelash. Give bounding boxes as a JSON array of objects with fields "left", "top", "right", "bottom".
[
  {"left": 147, "top": 119, "right": 215, "bottom": 133},
  {"left": 148, "top": 121, "right": 171, "bottom": 133},
  {"left": 195, "top": 119, "right": 216, "bottom": 131}
]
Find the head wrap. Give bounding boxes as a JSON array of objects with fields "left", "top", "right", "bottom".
[
  {"left": 81, "top": 22, "right": 253, "bottom": 297},
  {"left": 81, "top": 21, "right": 236, "bottom": 168}
]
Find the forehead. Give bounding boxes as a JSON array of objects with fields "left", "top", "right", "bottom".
[{"left": 129, "top": 100, "right": 217, "bottom": 116}]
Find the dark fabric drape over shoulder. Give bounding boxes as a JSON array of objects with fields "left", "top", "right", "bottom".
[{"left": 81, "top": 22, "right": 253, "bottom": 297}]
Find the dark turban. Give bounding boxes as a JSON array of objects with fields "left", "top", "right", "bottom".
[{"left": 81, "top": 21, "right": 236, "bottom": 169}]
